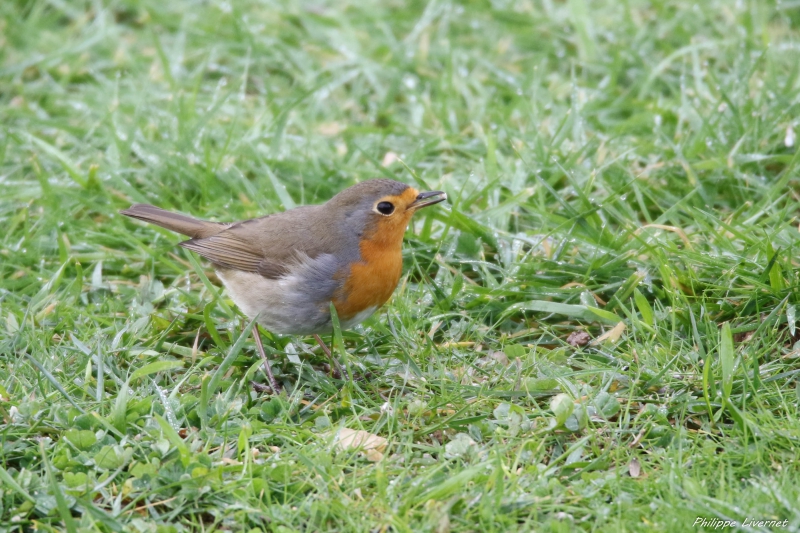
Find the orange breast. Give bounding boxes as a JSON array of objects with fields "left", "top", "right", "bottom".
[{"left": 333, "top": 208, "right": 414, "bottom": 321}]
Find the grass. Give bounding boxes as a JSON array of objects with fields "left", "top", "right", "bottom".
[{"left": 2, "top": 0, "right": 800, "bottom": 530}]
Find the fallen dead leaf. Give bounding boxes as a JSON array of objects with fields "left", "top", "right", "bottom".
[
  {"left": 629, "top": 458, "right": 641, "bottom": 478},
  {"left": 590, "top": 322, "right": 626, "bottom": 346},
  {"left": 489, "top": 351, "right": 510, "bottom": 365},
  {"left": 334, "top": 428, "right": 388, "bottom": 462}
]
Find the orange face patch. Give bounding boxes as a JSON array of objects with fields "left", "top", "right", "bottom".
[{"left": 333, "top": 188, "right": 420, "bottom": 320}]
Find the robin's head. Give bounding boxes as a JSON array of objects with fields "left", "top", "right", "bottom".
[{"left": 327, "top": 179, "right": 446, "bottom": 244}]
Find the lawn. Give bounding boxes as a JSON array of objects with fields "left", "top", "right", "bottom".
[{"left": 2, "top": 0, "right": 800, "bottom": 531}]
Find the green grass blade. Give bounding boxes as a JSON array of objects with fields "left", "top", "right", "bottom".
[
  {"left": 130, "top": 360, "right": 185, "bottom": 382},
  {"left": 41, "top": 441, "right": 77, "bottom": 533},
  {"left": 720, "top": 322, "right": 734, "bottom": 403}
]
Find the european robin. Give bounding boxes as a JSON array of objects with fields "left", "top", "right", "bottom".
[{"left": 121, "top": 178, "right": 446, "bottom": 391}]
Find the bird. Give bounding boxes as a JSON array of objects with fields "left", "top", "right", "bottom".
[{"left": 120, "top": 178, "right": 447, "bottom": 392}]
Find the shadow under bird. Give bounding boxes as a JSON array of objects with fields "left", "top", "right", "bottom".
[{"left": 120, "top": 178, "right": 447, "bottom": 392}]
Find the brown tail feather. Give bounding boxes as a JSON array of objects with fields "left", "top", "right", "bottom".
[{"left": 120, "top": 204, "right": 226, "bottom": 239}]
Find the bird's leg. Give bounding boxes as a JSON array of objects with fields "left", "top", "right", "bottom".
[
  {"left": 254, "top": 325, "right": 281, "bottom": 393},
  {"left": 313, "top": 333, "right": 348, "bottom": 380}
]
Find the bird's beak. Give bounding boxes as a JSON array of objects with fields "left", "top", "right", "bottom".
[{"left": 407, "top": 190, "right": 447, "bottom": 210}]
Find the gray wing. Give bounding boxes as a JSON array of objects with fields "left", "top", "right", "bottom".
[
  {"left": 121, "top": 204, "right": 230, "bottom": 239},
  {"left": 178, "top": 205, "right": 347, "bottom": 279},
  {"left": 179, "top": 233, "right": 288, "bottom": 277}
]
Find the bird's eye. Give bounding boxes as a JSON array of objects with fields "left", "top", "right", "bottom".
[{"left": 376, "top": 201, "right": 395, "bottom": 215}]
